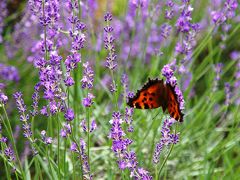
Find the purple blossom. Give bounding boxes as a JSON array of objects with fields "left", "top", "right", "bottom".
[
  {"left": 30, "top": 85, "right": 40, "bottom": 116},
  {"left": 90, "top": 120, "right": 97, "bottom": 132},
  {"left": 104, "top": 12, "right": 112, "bottom": 22},
  {"left": 82, "top": 93, "right": 95, "bottom": 107},
  {"left": 4, "top": 147, "right": 15, "bottom": 162},
  {"left": 80, "top": 120, "right": 87, "bottom": 132},
  {"left": 13, "top": 92, "right": 27, "bottom": 119},
  {"left": 60, "top": 123, "right": 72, "bottom": 138},
  {"left": 109, "top": 112, "right": 152, "bottom": 178},
  {"left": 65, "top": 53, "right": 81, "bottom": 71},
  {"left": 81, "top": 62, "right": 94, "bottom": 89},
  {"left": 211, "top": 11, "right": 226, "bottom": 24},
  {"left": 78, "top": 118, "right": 97, "bottom": 133},
  {"left": 162, "top": 64, "right": 174, "bottom": 82},
  {"left": 40, "top": 130, "right": 53, "bottom": 145},
  {"left": 153, "top": 118, "right": 179, "bottom": 164},
  {"left": 0, "top": 92, "right": 8, "bottom": 105},
  {"left": 71, "top": 33, "right": 86, "bottom": 51},
  {"left": 64, "top": 75, "right": 75, "bottom": 86},
  {"left": 160, "top": 23, "right": 172, "bottom": 38},
  {"left": 70, "top": 139, "right": 92, "bottom": 179},
  {"left": 64, "top": 108, "right": 75, "bottom": 121},
  {"left": 40, "top": 106, "right": 49, "bottom": 116}
]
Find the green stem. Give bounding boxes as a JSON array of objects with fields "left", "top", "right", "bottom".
[
  {"left": 157, "top": 123, "right": 178, "bottom": 178},
  {"left": 2, "top": 106, "right": 24, "bottom": 178},
  {"left": 1, "top": 142, "right": 11, "bottom": 180},
  {"left": 157, "top": 143, "right": 174, "bottom": 178},
  {"left": 57, "top": 114, "right": 61, "bottom": 179},
  {"left": 87, "top": 107, "right": 90, "bottom": 167}
]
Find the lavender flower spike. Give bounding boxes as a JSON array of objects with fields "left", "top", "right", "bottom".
[{"left": 153, "top": 118, "right": 179, "bottom": 164}]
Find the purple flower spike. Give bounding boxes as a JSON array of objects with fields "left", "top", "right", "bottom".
[
  {"left": 104, "top": 12, "right": 112, "bottom": 22},
  {"left": 153, "top": 118, "right": 179, "bottom": 164},
  {"left": 0, "top": 92, "right": 8, "bottom": 105},
  {"left": 81, "top": 62, "right": 94, "bottom": 89},
  {"left": 90, "top": 120, "right": 97, "bottom": 132},
  {"left": 4, "top": 147, "right": 15, "bottom": 162},
  {"left": 104, "top": 12, "right": 118, "bottom": 71}
]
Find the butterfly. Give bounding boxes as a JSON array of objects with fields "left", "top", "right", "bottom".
[{"left": 127, "top": 78, "right": 184, "bottom": 122}]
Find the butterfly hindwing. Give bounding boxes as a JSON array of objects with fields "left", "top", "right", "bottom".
[{"left": 166, "top": 84, "right": 184, "bottom": 122}]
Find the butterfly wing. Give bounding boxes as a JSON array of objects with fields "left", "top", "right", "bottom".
[
  {"left": 127, "top": 78, "right": 168, "bottom": 111},
  {"left": 166, "top": 84, "right": 184, "bottom": 122}
]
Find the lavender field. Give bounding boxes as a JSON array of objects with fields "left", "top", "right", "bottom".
[{"left": 0, "top": 0, "right": 240, "bottom": 179}]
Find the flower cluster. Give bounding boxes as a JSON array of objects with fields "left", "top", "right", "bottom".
[
  {"left": 28, "top": 0, "right": 60, "bottom": 27},
  {"left": 40, "top": 130, "right": 53, "bottom": 145},
  {"left": 36, "top": 55, "right": 66, "bottom": 115},
  {"left": 70, "top": 139, "right": 92, "bottom": 179},
  {"left": 60, "top": 123, "right": 72, "bottom": 138},
  {"left": 64, "top": 108, "right": 75, "bottom": 122},
  {"left": 162, "top": 64, "right": 185, "bottom": 112},
  {"left": 81, "top": 62, "right": 94, "bottom": 89},
  {"left": 0, "top": 91, "right": 8, "bottom": 105},
  {"left": 82, "top": 93, "right": 95, "bottom": 107},
  {"left": 80, "top": 119, "right": 97, "bottom": 133},
  {"left": 0, "top": 122, "right": 16, "bottom": 163},
  {"left": 125, "top": 107, "right": 134, "bottom": 132},
  {"left": 211, "top": 0, "right": 238, "bottom": 25},
  {"left": 109, "top": 112, "right": 152, "bottom": 179},
  {"left": 13, "top": 92, "right": 32, "bottom": 138},
  {"left": 153, "top": 118, "right": 179, "bottom": 164},
  {"left": 30, "top": 83, "right": 40, "bottom": 116}
]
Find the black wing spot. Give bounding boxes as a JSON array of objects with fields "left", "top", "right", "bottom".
[
  {"left": 149, "top": 97, "right": 153, "bottom": 101},
  {"left": 143, "top": 93, "right": 147, "bottom": 96},
  {"left": 135, "top": 103, "right": 141, "bottom": 108},
  {"left": 151, "top": 92, "right": 156, "bottom": 96},
  {"left": 142, "top": 100, "right": 145, "bottom": 103},
  {"left": 144, "top": 103, "right": 149, "bottom": 109},
  {"left": 143, "top": 97, "right": 147, "bottom": 101}
]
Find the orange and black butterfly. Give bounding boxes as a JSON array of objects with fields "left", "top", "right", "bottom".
[{"left": 127, "top": 78, "right": 184, "bottom": 122}]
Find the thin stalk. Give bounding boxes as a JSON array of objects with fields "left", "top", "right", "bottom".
[
  {"left": 157, "top": 142, "right": 174, "bottom": 178},
  {"left": 87, "top": 107, "right": 90, "bottom": 167},
  {"left": 110, "top": 70, "right": 119, "bottom": 110},
  {"left": 1, "top": 142, "right": 11, "bottom": 180},
  {"left": 157, "top": 123, "right": 178, "bottom": 178},
  {"left": 57, "top": 114, "right": 61, "bottom": 179},
  {"left": 2, "top": 106, "right": 24, "bottom": 178},
  {"left": 34, "top": 156, "right": 43, "bottom": 180}
]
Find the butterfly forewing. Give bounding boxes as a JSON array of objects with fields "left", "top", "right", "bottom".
[{"left": 127, "top": 79, "right": 168, "bottom": 111}]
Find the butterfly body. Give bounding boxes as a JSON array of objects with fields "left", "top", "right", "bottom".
[{"left": 127, "top": 78, "right": 184, "bottom": 122}]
